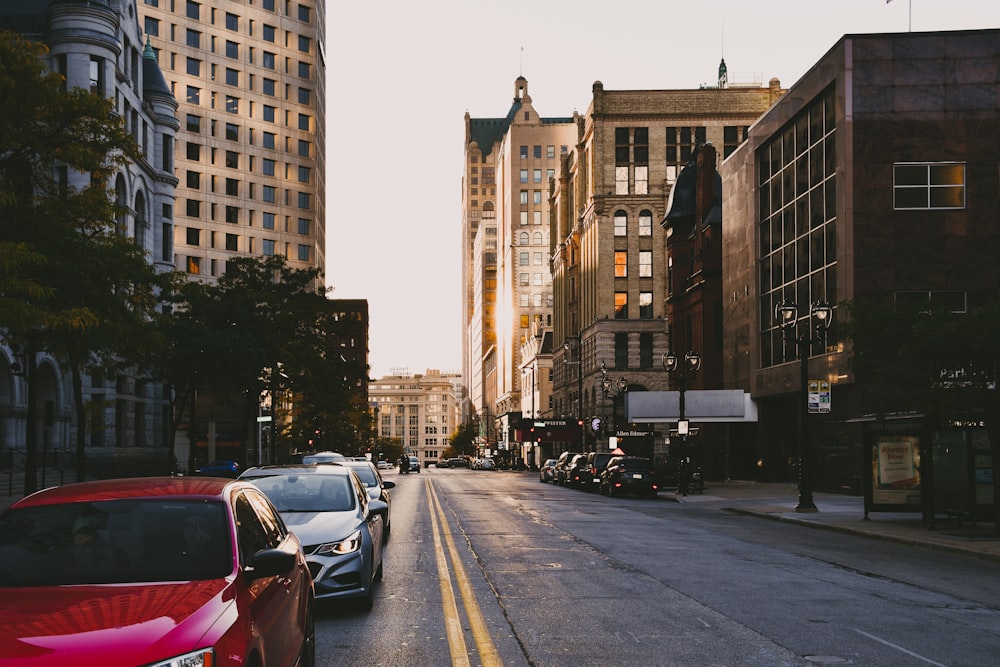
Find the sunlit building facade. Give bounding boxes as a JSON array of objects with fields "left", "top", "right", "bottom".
[{"left": 370, "top": 370, "right": 462, "bottom": 469}]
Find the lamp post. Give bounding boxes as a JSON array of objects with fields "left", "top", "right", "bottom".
[
  {"left": 663, "top": 351, "right": 701, "bottom": 494},
  {"left": 776, "top": 300, "right": 833, "bottom": 513},
  {"left": 564, "top": 337, "right": 584, "bottom": 451},
  {"left": 599, "top": 361, "right": 629, "bottom": 439}
]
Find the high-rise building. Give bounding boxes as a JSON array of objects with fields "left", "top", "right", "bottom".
[
  {"left": 139, "top": 0, "right": 325, "bottom": 284},
  {"left": 462, "top": 77, "right": 576, "bottom": 452},
  {"left": 370, "top": 370, "right": 462, "bottom": 469}
]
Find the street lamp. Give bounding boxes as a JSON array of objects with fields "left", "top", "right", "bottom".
[
  {"left": 776, "top": 300, "right": 833, "bottom": 513},
  {"left": 663, "top": 351, "right": 701, "bottom": 494},
  {"left": 599, "top": 361, "right": 629, "bottom": 437},
  {"left": 563, "top": 338, "right": 585, "bottom": 451}
]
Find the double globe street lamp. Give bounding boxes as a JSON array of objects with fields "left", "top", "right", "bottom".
[
  {"left": 598, "top": 361, "right": 629, "bottom": 437},
  {"left": 663, "top": 351, "right": 701, "bottom": 494},
  {"left": 775, "top": 300, "right": 833, "bottom": 513}
]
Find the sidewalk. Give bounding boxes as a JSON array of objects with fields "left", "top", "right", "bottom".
[{"left": 665, "top": 480, "right": 1000, "bottom": 563}]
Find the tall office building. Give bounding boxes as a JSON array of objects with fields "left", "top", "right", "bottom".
[
  {"left": 140, "top": 0, "right": 325, "bottom": 284},
  {"left": 462, "top": 77, "right": 576, "bottom": 451}
]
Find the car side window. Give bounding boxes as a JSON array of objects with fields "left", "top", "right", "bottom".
[
  {"left": 350, "top": 473, "right": 368, "bottom": 514},
  {"left": 233, "top": 491, "right": 285, "bottom": 565}
]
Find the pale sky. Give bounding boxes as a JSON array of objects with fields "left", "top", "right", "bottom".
[{"left": 326, "top": 0, "right": 1000, "bottom": 380}]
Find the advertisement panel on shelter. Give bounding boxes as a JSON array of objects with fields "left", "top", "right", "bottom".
[{"left": 871, "top": 435, "right": 921, "bottom": 505}]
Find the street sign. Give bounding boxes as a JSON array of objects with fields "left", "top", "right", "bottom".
[
  {"left": 256, "top": 416, "right": 273, "bottom": 422},
  {"left": 808, "top": 380, "right": 831, "bottom": 413}
]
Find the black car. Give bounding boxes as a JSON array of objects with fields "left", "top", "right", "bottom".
[
  {"left": 600, "top": 456, "right": 659, "bottom": 498},
  {"left": 581, "top": 451, "right": 616, "bottom": 492},
  {"left": 566, "top": 454, "right": 591, "bottom": 489},
  {"left": 552, "top": 451, "right": 580, "bottom": 486}
]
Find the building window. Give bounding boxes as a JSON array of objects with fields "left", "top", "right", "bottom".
[
  {"left": 298, "top": 244, "right": 310, "bottom": 261},
  {"left": 639, "top": 292, "right": 653, "bottom": 319},
  {"left": 263, "top": 24, "right": 276, "bottom": 42},
  {"left": 298, "top": 166, "right": 310, "bottom": 183},
  {"left": 298, "top": 114, "right": 310, "bottom": 130},
  {"left": 262, "top": 159, "right": 275, "bottom": 176},
  {"left": 614, "top": 251, "right": 627, "bottom": 278},
  {"left": 225, "top": 40, "right": 238, "bottom": 58},
  {"left": 186, "top": 142, "right": 200, "bottom": 160},
  {"left": 225, "top": 123, "right": 238, "bottom": 141},
  {"left": 614, "top": 211, "right": 627, "bottom": 236},
  {"left": 533, "top": 145, "right": 541, "bottom": 159},
  {"left": 225, "top": 178, "right": 239, "bottom": 195},
  {"left": 225, "top": 96, "right": 238, "bottom": 114},
  {"left": 186, "top": 0, "right": 200, "bottom": 19},
  {"left": 263, "top": 239, "right": 275, "bottom": 256},
  {"left": 263, "top": 185, "right": 276, "bottom": 202},
  {"left": 298, "top": 35, "right": 310, "bottom": 53},
  {"left": 298, "top": 61, "right": 310, "bottom": 79},
  {"left": 533, "top": 169, "right": 542, "bottom": 183},
  {"left": 225, "top": 12, "right": 238, "bottom": 30},
  {"left": 262, "top": 78, "right": 275, "bottom": 96},
  {"left": 225, "top": 233, "right": 238, "bottom": 251},
  {"left": 186, "top": 199, "right": 201, "bottom": 217},
  {"left": 187, "top": 256, "right": 201, "bottom": 274},
  {"left": 639, "top": 210, "right": 652, "bottom": 236},
  {"left": 893, "top": 162, "right": 966, "bottom": 210},
  {"left": 615, "top": 166, "right": 628, "bottom": 195},
  {"left": 263, "top": 105, "right": 275, "bottom": 122},
  {"left": 186, "top": 29, "right": 200, "bottom": 48},
  {"left": 298, "top": 87, "right": 311, "bottom": 104},
  {"left": 186, "top": 57, "right": 201, "bottom": 76},
  {"left": 297, "top": 218, "right": 310, "bottom": 234},
  {"left": 519, "top": 169, "right": 528, "bottom": 183},
  {"left": 639, "top": 251, "right": 652, "bottom": 277},
  {"left": 262, "top": 51, "right": 275, "bottom": 69},
  {"left": 520, "top": 145, "right": 528, "bottom": 159},
  {"left": 298, "top": 4, "right": 310, "bottom": 21},
  {"left": 225, "top": 151, "right": 239, "bottom": 168},
  {"left": 186, "top": 86, "right": 200, "bottom": 105},
  {"left": 614, "top": 292, "right": 628, "bottom": 319},
  {"left": 186, "top": 227, "right": 200, "bottom": 246},
  {"left": 298, "top": 140, "right": 310, "bottom": 157},
  {"left": 186, "top": 114, "right": 201, "bottom": 133},
  {"left": 144, "top": 17, "right": 159, "bottom": 36},
  {"left": 297, "top": 192, "right": 309, "bottom": 209},
  {"left": 225, "top": 206, "right": 239, "bottom": 224},
  {"left": 186, "top": 171, "right": 200, "bottom": 189},
  {"left": 615, "top": 332, "right": 628, "bottom": 368},
  {"left": 225, "top": 68, "right": 238, "bottom": 86},
  {"left": 263, "top": 212, "right": 275, "bottom": 229},
  {"left": 635, "top": 166, "right": 648, "bottom": 195},
  {"left": 263, "top": 132, "right": 275, "bottom": 149}
]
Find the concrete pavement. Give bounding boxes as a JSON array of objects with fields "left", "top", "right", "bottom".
[{"left": 665, "top": 480, "right": 1000, "bottom": 563}]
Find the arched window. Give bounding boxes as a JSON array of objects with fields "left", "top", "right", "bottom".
[
  {"left": 133, "top": 191, "right": 147, "bottom": 248},
  {"left": 614, "top": 210, "right": 627, "bottom": 236},
  {"left": 519, "top": 232, "right": 529, "bottom": 245},
  {"left": 533, "top": 232, "right": 543, "bottom": 245},
  {"left": 639, "top": 210, "right": 653, "bottom": 236},
  {"left": 115, "top": 176, "right": 128, "bottom": 236}
]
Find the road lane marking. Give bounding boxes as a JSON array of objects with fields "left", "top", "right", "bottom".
[
  {"left": 852, "top": 628, "right": 947, "bottom": 666},
  {"left": 426, "top": 477, "right": 503, "bottom": 667},
  {"left": 425, "top": 478, "right": 471, "bottom": 667}
]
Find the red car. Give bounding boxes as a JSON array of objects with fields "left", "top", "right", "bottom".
[{"left": 0, "top": 477, "right": 315, "bottom": 667}]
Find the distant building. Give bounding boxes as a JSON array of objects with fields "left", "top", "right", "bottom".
[
  {"left": 370, "top": 370, "right": 462, "bottom": 469},
  {"left": 462, "top": 78, "right": 577, "bottom": 453}
]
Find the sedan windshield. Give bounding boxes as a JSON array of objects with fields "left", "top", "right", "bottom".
[
  {"left": 246, "top": 474, "right": 356, "bottom": 512},
  {"left": 0, "top": 500, "right": 232, "bottom": 586}
]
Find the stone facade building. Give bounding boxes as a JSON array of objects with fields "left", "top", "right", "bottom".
[{"left": 370, "top": 370, "right": 462, "bottom": 470}]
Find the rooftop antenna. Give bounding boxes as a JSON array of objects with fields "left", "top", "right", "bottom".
[
  {"left": 886, "top": 0, "right": 912, "bottom": 32},
  {"left": 520, "top": 46, "right": 524, "bottom": 77}
]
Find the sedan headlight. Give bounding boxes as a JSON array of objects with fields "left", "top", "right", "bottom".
[
  {"left": 316, "top": 529, "right": 362, "bottom": 556},
  {"left": 146, "top": 649, "right": 213, "bottom": 667}
]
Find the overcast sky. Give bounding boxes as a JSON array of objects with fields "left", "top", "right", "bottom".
[{"left": 326, "top": 0, "right": 1000, "bottom": 380}]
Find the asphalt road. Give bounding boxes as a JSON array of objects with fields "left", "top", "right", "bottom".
[{"left": 314, "top": 468, "right": 1000, "bottom": 667}]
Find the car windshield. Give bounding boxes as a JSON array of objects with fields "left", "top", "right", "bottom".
[
  {"left": 347, "top": 465, "right": 378, "bottom": 487},
  {"left": 0, "top": 500, "right": 232, "bottom": 586},
  {"left": 621, "top": 458, "right": 652, "bottom": 471},
  {"left": 246, "top": 474, "right": 355, "bottom": 512}
]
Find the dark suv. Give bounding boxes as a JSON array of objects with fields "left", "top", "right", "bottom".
[
  {"left": 553, "top": 451, "right": 580, "bottom": 486},
  {"left": 566, "top": 454, "right": 591, "bottom": 489},
  {"left": 581, "top": 451, "right": 615, "bottom": 492},
  {"left": 600, "top": 456, "right": 659, "bottom": 498}
]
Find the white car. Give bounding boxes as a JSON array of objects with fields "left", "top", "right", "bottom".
[{"left": 375, "top": 460, "right": 391, "bottom": 470}]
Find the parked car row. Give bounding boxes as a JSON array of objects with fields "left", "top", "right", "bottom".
[{"left": 542, "top": 451, "right": 660, "bottom": 498}]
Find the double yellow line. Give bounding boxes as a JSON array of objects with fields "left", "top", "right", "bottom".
[{"left": 425, "top": 476, "right": 503, "bottom": 667}]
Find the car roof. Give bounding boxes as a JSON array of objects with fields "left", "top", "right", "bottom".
[
  {"left": 9, "top": 476, "right": 243, "bottom": 508},
  {"left": 239, "top": 463, "right": 352, "bottom": 478}
]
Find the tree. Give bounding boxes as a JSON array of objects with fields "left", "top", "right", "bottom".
[
  {"left": 0, "top": 32, "right": 155, "bottom": 491},
  {"left": 447, "top": 421, "right": 479, "bottom": 458}
]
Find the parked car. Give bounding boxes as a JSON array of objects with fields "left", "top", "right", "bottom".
[
  {"left": 566, "top": 454, "right": 591, "bottom": 489},
  {"left": 447, "top": 457, "right": 468, "bottom": 469},
  {"left": 239, "top": 464, "right": 385, "bottom": 609},
  {"left": 582, "top": 451, "right": 616, "bottom": 492},
  {"left": 473, "top": 458, "right": 496, "bottom": 471},
  {"left": 539, "top": 458, "right": 558, "bottom": 483},
  {"left": 301, "top": 451, "right": 347, "bottom": 465},
  {"left": 194, "top": 459, "right": 241, "bottom": 478},
  {"left": 376, "top": 460, "right": 391, "bottom": 471},
  {"left": 0, "top": 476, "right": 315, "bottom": 667},
  {"left": 600, "top": 456, "right": 660, "bottom": 498},
  {"left": 553, "top": 451, "right": 581, "bottom": 486},
  {"left": 409, "top": 455, "right": 421, "bottom": 472},
  {"left": 339, "top": 460, "right": 395, "bottom": 542}
]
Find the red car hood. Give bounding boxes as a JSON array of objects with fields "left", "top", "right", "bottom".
[{"left": 0, "top": 579, "right": 234, "bottom": 667}]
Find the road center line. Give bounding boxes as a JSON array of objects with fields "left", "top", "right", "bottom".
[
  {"left": 426, "top": 476, "right": 503, "bottom": 667},
  {"left": 425, "top": 476, "right": 471, "bottom": 667}
]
